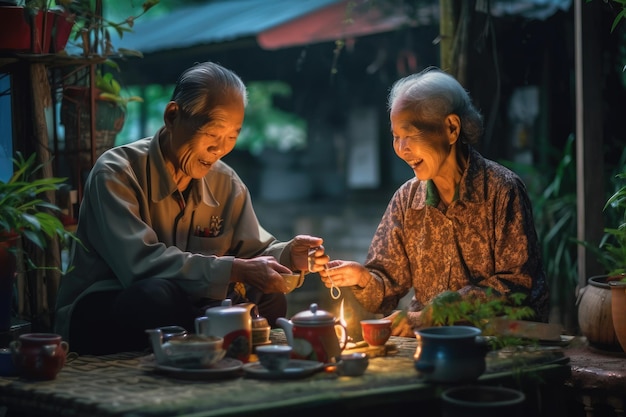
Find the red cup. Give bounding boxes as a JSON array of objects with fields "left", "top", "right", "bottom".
[{"left": 361, "top": 319, "right": 392, "bottom": 346}]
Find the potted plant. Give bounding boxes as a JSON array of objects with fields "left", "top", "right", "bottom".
[
  {"left": 0, "top": 0, "right": 74, "bottom": 54},
  {"left": 0, "top": 152, "right": 79, "bottom": 331},
  {"left": 59, "top": 0, "right": 157, "bottom": 173},
  {"left": 418, "top": 289, "right": 538, "bottom": 350},
  {"left": 576, "top": 170, "right": 626, "bottom": 352},
  {"left": 61, "top": 67, "right": 143, "bottom": 167}
]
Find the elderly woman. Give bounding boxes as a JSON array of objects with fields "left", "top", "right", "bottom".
[
  {"left": 55, "top": 62, "right": 328, "bottom": 354},
  {"left": 323, "top": 67, "right": 549, "bottom": 336}
]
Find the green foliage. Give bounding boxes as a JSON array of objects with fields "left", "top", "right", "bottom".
[
  {"left": 421, "top": 289, "right": 536, "bottom": 350},
  {"left": 0, "top": 153, "right": 79, "bottom": 272},
  {"left": 65, "top": 0, "right": 160, "bottom": 58},
  {"left": 424, "top": 289, "right": 535, "bottom": 329},
  {"left": 236, "top": 81, "right": 307, "bottom": 155},
  {"left": 599, "top": 172, "right": 626, "bottom": 277},
  {"left": 501, "top": 135, "right": 579, "bottom": 323},
  {"left": 587, "top": 0, "right": 626, "bottom": 33},
  {"left": 96, "top": 68, "right": 143, "bottom": 110}
]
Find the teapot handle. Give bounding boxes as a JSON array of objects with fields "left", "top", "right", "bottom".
[{"left": 195, "top": 316, "right": 210, "bottom": 336}]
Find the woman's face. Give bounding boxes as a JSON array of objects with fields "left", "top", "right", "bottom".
[
  {"left": 167, "top": 96, "right": 245, "bottom": 179},
  {"left": 390, "top": 106, "right": 458, "bottom": 181}
]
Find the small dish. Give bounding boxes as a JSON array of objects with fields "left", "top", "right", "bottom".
[
  {"left": 337, "top": 352, "right": 368, "bottom": 376},
  {"left": 143, "top": 357, "right": 244, "bottom": 380},
  {"left": 242, "top": 359, "right": 324, "bottom": 380}
]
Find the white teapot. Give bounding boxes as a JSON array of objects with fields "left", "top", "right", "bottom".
[{"left": 195, "top": 299, "right": 252, "bottom": 362}]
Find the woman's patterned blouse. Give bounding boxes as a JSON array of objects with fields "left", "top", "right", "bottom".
[{"left": 351, "top": 147, "right": 549, "bottom": 326}]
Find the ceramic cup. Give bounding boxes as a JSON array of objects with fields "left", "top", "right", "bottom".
[
  {"left": 0, "top": 348, "right": 17, "bottom": 377},
  {"left": 337, "top": 352, "right": 369, "bottom": 376},
  {"left": 10, "top": 333, "right": 69, "bottom": 380},
  {"left": 255, "top": 344, "right": 292, "bottom": 372},
  {"left": 281, "top": 272, "right": 304, "bottom": 294},
  {"left": 361, "top": 319, "right": 392, "bottom": 346},
  {"left": 413, "top": 326, "right": 488, "bottom": 383}
]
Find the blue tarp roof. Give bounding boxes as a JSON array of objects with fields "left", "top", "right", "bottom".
[
  {"left": 116, "top": 0, "right": 572, "bottom": 55},
  {"left": 118, "top": 0, "right": 341, "bottom": 54}
]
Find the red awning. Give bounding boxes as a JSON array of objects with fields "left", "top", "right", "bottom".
[{"left": 257, "top": 0, "right": 429, "bottom": 50}]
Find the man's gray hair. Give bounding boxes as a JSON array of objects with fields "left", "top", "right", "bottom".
[{"left": 171, "top": 61, "right": 248, "bottom": 121}]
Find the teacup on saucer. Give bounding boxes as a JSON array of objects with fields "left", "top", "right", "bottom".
[
  {"left": 146, "top": 329, "right": 225, "bottom": 368},
  {"left": 255, "top": 344, "right": 292, "bottom": 372}
]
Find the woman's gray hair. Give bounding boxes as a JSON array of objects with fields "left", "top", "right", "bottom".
[
  {"left": 170, "top": 61, "right": 248, "bottom": 124},
  {"left": 387, "top": 67, "right": 484, "bottom": 145}
]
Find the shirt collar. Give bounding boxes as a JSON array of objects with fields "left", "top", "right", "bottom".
[{"left": 414, "top": 145, "right": 486, "bottom": 210}]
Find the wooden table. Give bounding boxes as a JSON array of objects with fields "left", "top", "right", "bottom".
[{"left": 0, "top": 333, "right": 571, "bottom": 417}]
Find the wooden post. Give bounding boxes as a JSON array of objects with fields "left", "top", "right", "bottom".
[
  {"left": 575, "top": 0, "right": 606, "bottom": 288},
  {"left": 439, "top": 0, "right": 456, "bottom": 73},
  {"left": 29, "top": 63, "right": 62, "bottom": 331}
]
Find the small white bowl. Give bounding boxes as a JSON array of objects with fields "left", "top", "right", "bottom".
[
  {"left": 255, "top": 344, "right": 292, "bottom": 372},
  {"left": 337, "top": 352, "right": 369, "bottom": 376},
  {"left": 154, "top": 333, "right": 225, "bottom": 368}
]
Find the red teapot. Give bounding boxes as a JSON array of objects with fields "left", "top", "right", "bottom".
[{"left": 276, "top": 303, "right": 347, "bottom": 363}]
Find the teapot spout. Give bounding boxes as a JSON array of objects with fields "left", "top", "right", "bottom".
[{"left": 275, "top": 318, "right": 294, "bottom": 347}]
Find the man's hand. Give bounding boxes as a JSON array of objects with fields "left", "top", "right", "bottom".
[
  {"left": 231, "top": 256, "right": 292, "bottom": 293},
  {"left": 289, "top": 235, "right": 329, "bottom": 273}
]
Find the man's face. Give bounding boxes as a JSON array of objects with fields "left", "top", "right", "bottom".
[{"left": 169, "top": 97, "right": 245, "bottom": 179}]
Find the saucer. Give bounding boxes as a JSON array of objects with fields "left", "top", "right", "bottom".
[
  {"left": 143, "top": 357, "right": 244, "bottom": 380},
  {"left": 242, "top": 359, "right": 324, "bottom": 380}
]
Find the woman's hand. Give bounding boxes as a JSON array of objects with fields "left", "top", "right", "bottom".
[
  {"left": 321, "top": 259, "right": 370, "bottom": 288},
  {"left": 386, "top": 310, "right": 417, "bottom": 337}
]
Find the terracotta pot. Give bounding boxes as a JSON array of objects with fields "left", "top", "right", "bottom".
[
  {"left": 0, "top": 6, "right": 49, "bottom": 53},
  {"left": 577, "top": 275, "right": 623, "bottom": 352},
  {"left": 49, "top": 10, "right": 75, "bottom": 53},
  {"left": 609, "top": 280, "right": 626, "bottom": 352},
  {"left": 0, "top": 7, "right": 74, "bottom": 54}
]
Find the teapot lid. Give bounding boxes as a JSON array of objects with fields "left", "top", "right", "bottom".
[
  {"left": 291, "top": 303, "right": 335, "bottom": 325},
  {"left": 205, "top": 299, "right": 248, "bottom": 316}
]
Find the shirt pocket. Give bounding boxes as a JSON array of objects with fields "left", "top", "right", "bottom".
[{"left": 187, "top": 227, "right": 235, "bottom": 255}]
